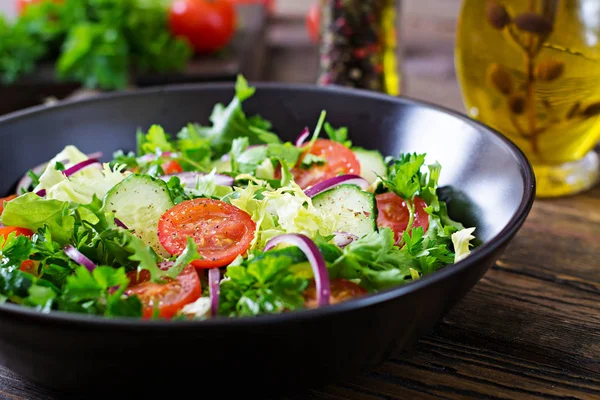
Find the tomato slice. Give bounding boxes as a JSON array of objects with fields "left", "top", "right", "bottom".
[
  {"left": 162, "top": 160, "right": 183, "bottom": 175},
  {"left": 303, "top": 278, "right": 368, "bottom": 308},
  {"left": 375, "top": 192, "right": 429, "bottom": 245},
  {"left": 19, "top": 260, "right": 38, "bottom": 275},
  {"left": 0, "top": 226, "right": 34, "bottom": 240},
  {"left": 125, "top": 264, "right": 202, "bottom": 319},
  {"left": 157, "top": 198, "right": 256, "bottom": 269},
  {"left": 286, "top": 139, "right": 361, "bottom": 189},
  {"left": 0, "top": 194, "right": 17, "bottom": 215}
]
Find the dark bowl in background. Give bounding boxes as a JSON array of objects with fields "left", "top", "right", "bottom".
[{"left": 0, "top": 82, "right": 535, "bottom": 397}]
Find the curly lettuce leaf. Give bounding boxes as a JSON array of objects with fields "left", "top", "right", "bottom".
[
  {"left": 182, "top": 169, "right": 234, "bottom": 199},
  {"left": 227, "top": 180, "right": 339, "bottom": 251},
  {"left": 452, "top": 227, "right": 477, "bottom": 263},
  {"left": 32, "top": 145, "right": 130, "bottom": 205}
]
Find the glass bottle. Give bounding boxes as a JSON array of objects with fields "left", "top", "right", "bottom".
[
  {"left": 455, "top": 0, "right": 600, "bottom": 197},
  {"left": 317, "top": 0, "right": 403, "bottom": 96}
]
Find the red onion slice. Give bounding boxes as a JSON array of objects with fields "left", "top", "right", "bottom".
[
  {"left": 36, "top": 189, "right": 46, "bottom": 197},
  {"left": 16, "top": 152, "right": 103, "bottom": 195},
  {"left": 209, "top": 268, "right": 220, "bottom": 317},
  {"left": 264, "top": 234, "right": 330, "bottom": 307},
  {"left": 160, "top": 172, "right": 234, "bottom": 187},
  {"left": 333, "top": 232, "right": 358, "bottom": 248},
  {"left": 62, "top": 159, "right": 101, "bottom": 178},
  {"left": 84, "top": 151, "right": 103, "bottom": 161},
  {"left": 64, "top": 245, "right": 96, "bottom": 272},
  {"left": 114, "top": 218, "right": 128, "bottom": 229},
  {"left": 304, "top": 174, "right": 370, "bottom": 198},
  {"left": 295, "top": 127, "right": 310, "bottom": 147}
]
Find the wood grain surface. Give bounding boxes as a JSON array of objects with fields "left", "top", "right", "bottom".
[{"left": 1, "top": 4, "right": 599, "bottom": 399}]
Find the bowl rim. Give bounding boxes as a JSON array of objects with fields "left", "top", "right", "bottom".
[{"left": 0, "top": 81, "right": 536, "bottom": 329}]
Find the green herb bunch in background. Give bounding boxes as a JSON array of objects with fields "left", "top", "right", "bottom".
[{"left": 0, "top": 0, "right": 193, "bottom": 90}]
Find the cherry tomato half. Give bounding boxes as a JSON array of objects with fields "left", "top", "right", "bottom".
[
  {"left": 125, "top": 264, "right": 202, "bottom": 319},
  {"left": 0, "top": 226, "right": 34, "bottom": 240},
  {"left": 19, "top": 260, "right": 38, "bottom": 275},
  {"left": 157, "top": 198, "right": 256, "bottom": 269},
  {"left": 168, "top": 0, "right": 237, "bottom": 54},
  {"left": 375, "top": 192, "right": 429, "bottom": 245},
  {"left": 303, "top": 278, "right": 368, "bottom": 308},
  {"left": 288, "top": 139, "right": 361, "bottom": 189},
  {"left": 161, "top": 160, "right": 183, "bottom": 175}
]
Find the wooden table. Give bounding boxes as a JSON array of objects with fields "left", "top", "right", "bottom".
[{"left": 1, "top": 9, "right": 599, "bottom": 400}]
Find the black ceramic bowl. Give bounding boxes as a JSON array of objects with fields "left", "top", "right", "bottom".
[{"left": 0, "top": 83, "right": 535, "bottom": 397}]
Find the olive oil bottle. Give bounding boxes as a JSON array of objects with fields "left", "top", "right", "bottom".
[{"left": 455, "top": 0, "right": 600, "bottom": 197}]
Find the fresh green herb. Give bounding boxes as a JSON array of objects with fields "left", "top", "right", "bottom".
[
  {"left": 331, "top": 226, "right": 454, "bottom": 291},
  {"left": 0, "top": 231, "right": 34, "bottom": 269},
  {"left": 305, "top": 110, "right": 327, "bottom": 152},
  {"left": 266, "top": 143, "right": 303, "bottom": 167},
  {"left": 218, "top": 254, "right": 310, "bottom": 317},
  {"left": 110, "top": 150, "right": 139, "bottom": 171},
  {"left": 300, "top": 153, "right": 327, "bottom": 169},
  {"left": 0, "top": 1, "right": 63, "bottom": 84},
  {"left": 138, "top": 124, "right": 175, "bottom": 155},
  {"left": 174, "top": 123, "right": 212, "bottom": 171},
  {"left": 164, "top": 176, "right": 192, "bottom": 205},
  {"left": 324, "top": 122, "right": 352, "bottom": 147},
  {"left": 378, "top": 153, "right": 427, "bottom": 246},
  {"left": 0, "top": 0, "right": 193, "bottom": 90},
  {"left": 58, "top": 265, "right": 141, "bottom": 317},
  {"left": 165, "top": 237, "right": 203, "bottom": 279},
  {"left": 24, "top": 169, "right": 42, "bottom": 193},
  {"left": 193, "top": 75, "right": 281, "bottom": 158}
]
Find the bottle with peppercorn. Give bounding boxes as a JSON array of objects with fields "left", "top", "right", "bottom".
[{"left": 316, "top": 0, "right": 403, "bottom": 96}]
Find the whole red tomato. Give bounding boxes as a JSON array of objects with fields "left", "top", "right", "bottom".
[
  {"left": 169, "top": 0, "right": 237, "bottom": 54},
  {"left": 16, "top": 0, "right": 62, "bottom": 14}
]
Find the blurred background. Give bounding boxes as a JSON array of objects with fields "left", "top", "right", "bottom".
[{"left": 0, "top": 0, "right": 462, "bottom": 116}]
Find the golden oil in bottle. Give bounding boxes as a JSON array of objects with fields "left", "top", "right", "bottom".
[{"left": 455, "top": 0, "right": 600, "bottom": 197}]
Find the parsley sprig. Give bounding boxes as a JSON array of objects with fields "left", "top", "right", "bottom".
[{"left": 377, "top": 153, "right": 427, "bottom": 246}]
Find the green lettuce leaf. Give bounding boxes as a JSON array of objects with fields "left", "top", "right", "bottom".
[{"left": 0, "top": 193, "right": 76, "bottom": 244}]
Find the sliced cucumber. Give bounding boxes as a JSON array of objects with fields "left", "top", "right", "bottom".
[
  {"left": 312, "top": 184, "right": 377, "bottom": 239},
  {"left": 353, "top": 147, "right": 387, "bottom": 184},
  {"left": 102, "top": 174, "right": 174, "bottom": 257}
]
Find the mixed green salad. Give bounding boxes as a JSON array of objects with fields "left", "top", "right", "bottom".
[{"left": 0, "top": 75, "right": 476, "bottom": 320}]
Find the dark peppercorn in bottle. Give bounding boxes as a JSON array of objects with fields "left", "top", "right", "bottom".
[{"left": 317, "top": 0, "right": 403, "bottom": 95}]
